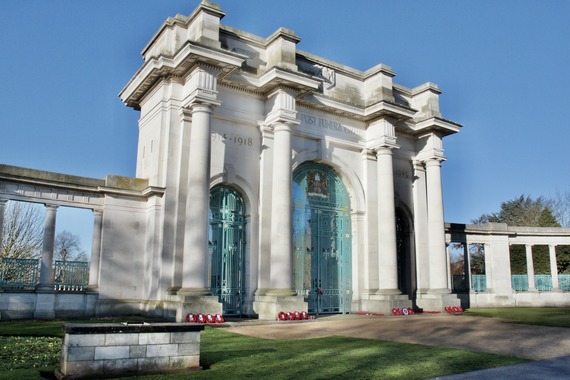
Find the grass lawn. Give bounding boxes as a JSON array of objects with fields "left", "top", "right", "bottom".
[
  {"left": 0, "top": 318, "right": 527, "bottom": 380},
  {"left": 464, "top": 307, "right": 570, "bottom": 328}
]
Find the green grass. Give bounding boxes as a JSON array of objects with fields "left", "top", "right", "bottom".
[
  {"left": 135, "top": 327, "right": 526, "bottom": 380},
  {"left": 0, "top": 320, "right": 527, "bottom": 380},
  {"left": 464, "top": 307, "right": 570, "bottom": 328}
]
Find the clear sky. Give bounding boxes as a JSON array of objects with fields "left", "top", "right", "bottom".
[{"left": 1, "top": 0, "right": 569, "bottom": 253}]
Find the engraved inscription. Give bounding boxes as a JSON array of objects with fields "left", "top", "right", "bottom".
[
  {"left": 299, "top": 113, "right": 364, "bottom": 137},
  {"left": 211, "top": 133, "right": 254, "bottom": 148},
  {"left": 394, "top": 169, "right": 410, "bottom": 179}
]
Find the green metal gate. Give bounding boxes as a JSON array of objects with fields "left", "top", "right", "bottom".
[
  {"left": 209, "top": 186, "right": 245, "bottom": 316},
  {"left": 293, "top": 163, "right": 352, "bottom": 314}
]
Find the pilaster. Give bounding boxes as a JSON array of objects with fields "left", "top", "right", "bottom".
[
  {"left": 37, "top": 204, "right": 58, "bottom": 293},
  {"left": 87, "top": 210, "right": 103, "bottom": 291},
  {"left": 361, "top": 148, "right": 378, "bottom": 296},
  {"left": 0, "top": 200, "right": 7, "bottom": 254}
]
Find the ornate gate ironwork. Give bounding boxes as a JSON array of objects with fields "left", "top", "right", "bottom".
[
  {"left": 293, "top": 163, "right": 352, "bottom": 314},
  {"left": 209, "top": 186, "right": 245, "bottom": 316}
]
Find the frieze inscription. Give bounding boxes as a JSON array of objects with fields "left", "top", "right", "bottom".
[{"left": 299, "top": 113, "right": 364, "bottom": 137}]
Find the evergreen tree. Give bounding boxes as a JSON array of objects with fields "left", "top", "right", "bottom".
[{"left": 474, "top": 195, "right": 562, "bottom": 275}]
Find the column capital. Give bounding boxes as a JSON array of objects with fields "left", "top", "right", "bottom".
[
  {"left": 424, "top": 157, "right": 444, "bottom": 167},
  {"left": 361, "top": 148, "right": 377, "bottom": 160},
  {"left": 375, "top": 146, "right": 396, "bottom": 157},
  {"left": 367, "top": 118, "right": 400, "bottom": 151},
  {"left": 179, "top": 101, "right": 217, "bottom": 121},
  {"left": 183, "top": 65, "right": 222, "bottom": 108},
  {"left": 264, "top": 88, "right": 299, "bottom": 126},
  {"left": 44, "top": 204, "right": 59, "bottom": 210}
]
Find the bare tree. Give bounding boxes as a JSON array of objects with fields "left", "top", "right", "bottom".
[
  {"left": 55, "top": 230, "right": 85, "bottom": 262},
  {"left": 1, "top": 201, "right": 44, "bottom": 259},
  {"left": 550, "top": 189, "right": 570, "bottom": 228}
]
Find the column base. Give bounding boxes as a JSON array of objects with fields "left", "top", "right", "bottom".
[
  {"left": 356, "top": 293, "right": 411, "bottom": 315},
  {"left": 253, "top": 290, "right": 307, "bottom": 320},
  {"left": 34, "top": 292, "right": 56, "bottom": 319},
  {"left": 175, "top": 288, "right": 222, "bottom": 322},
  {"left": 415, "top": 291, "right": 460, "bottom": 312}
]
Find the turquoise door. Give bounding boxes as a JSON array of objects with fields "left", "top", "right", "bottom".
[
  {"left": 293, "top": 163, "right": 352, "bottom": 314},
  {"left": 209, "top": 186, "right": 245, "bottom": 316}
]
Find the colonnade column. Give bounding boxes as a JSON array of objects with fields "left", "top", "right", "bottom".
[
  {"left": 525, "top": 244, "right": 536, "bottom": 291},
  {"left": 376, "top": 146, "right": 400, "bottom": 294},
  {"left": 549, "top": 245, "right": 559, "bottom": 290},
  {"left": 425, "top": 158, "right": 449, "bottom": 292},
  {"left": 268, "top": 121, "right": 296, "bottom": 295},
  {"left": 87, "top": 210, "right": 103, "bottom": 291},
  {"left": 38, "top": 204, "right": 58, "bottom": 291},
  {"left": 0, "top": 200, "right": 7, "bottom": 254},
  {"left": 179, "top": 102, "right": 215, "bottom": 296}
]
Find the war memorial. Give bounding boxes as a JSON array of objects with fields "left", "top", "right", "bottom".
[{"left": 1, "top": 1, "right": 569, "bottom": 321}]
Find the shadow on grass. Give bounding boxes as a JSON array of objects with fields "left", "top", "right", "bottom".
[{"left": 0, "top": 322, "right": 528, "bottom": 380}]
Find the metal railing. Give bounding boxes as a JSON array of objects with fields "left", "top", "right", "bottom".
[
  {"left": 559, "top": 274, "right": 570, "bottom": 291},
  {"left": 471, "top": 275, "right": 487, "bottom": 292},
  {"left": 54, "top": 260, "right": 89, "bottom": 291},
  {"left": 451, "top": 274, "right": 487, "bottom": 293},
  {"left": 0, "top": 258, "right": 39, "bottom": 290},
  {"left": 0, "top": 258, "right": 89, "bottom": 291},
  {"left": 534, "top": 275, "right": 552, "bottom": 291}
]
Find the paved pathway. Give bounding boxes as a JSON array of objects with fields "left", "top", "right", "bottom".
[{"left": 223, "top": 313, "right": 570, "bottom": 378}]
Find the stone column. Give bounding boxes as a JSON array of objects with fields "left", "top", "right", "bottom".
[
  {"left": 549, "top": 244, "right": 559, "bottom": 291},
  {"left": 425, "top": 158, "right": 449, "bottom": 292},
  {"left": 179, "top": 102, "right": 215, "bottom": 296},
  {"left": 0, "top": 200, "right": 7, "bottom": 254},
  {"left": 525, "top": 244, "right": 536, "bottom": 291},
  {"left": 87, "top": 210, "right": 103, "bottom": 291},
  {"left": 376, "top": 146, "right": 400, "bottom": 294},
  {"left": 175, "top": 66, "right": 223, "bottom": 320},
  {"left": 268, "top": 121, "right": 296, "bottom": 295},
  {"left": 38, "top": 204, "right": 58, "bottom": 291},
  {"left": 253, "top": 88, "right": 306, "bottom": 319}
]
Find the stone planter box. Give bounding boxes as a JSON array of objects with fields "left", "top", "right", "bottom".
[{"left": 57, "top": 322, "right": 204, "bottom": 379}]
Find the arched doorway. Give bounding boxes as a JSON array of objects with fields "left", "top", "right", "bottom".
[
  {"left": 292, "top": 162, "right": 352, "bottom": 314},
  {"left": 209, "top": 186, "right": 245, "bottom": 316}
]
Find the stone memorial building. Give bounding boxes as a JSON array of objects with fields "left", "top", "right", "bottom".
[{"left": 0, "top": 1, "right": 466, "bottom": 320}]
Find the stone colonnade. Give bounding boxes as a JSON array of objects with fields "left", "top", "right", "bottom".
[
  {"left": 446, "top": 223, "right": 570, "bottom": 307},
  {"left": 0, "top": 199, "right": 103, "bottom": 293},
  {"left": 522, "top": 244, "right": 562, "bottom": 291}
]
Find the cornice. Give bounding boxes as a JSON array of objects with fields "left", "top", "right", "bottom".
[
  {"left": 413, "top": 116, "right": 462, "bottom": 136},
  {"left": 120, "top": 41, "right": 246, "bottom": 109}
]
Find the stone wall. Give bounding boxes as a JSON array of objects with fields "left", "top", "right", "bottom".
[{"left": 58, "top": 323, "right": 204, "bottom": 379}]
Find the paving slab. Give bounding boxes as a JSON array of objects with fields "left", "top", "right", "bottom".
[{"left": 224, "top": 314, "right": 570, "bottom": 360}]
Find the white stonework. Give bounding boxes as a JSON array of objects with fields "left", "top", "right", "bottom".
[
  {"left": 117, "top": 1, "right": 463, "bottom": 317},
  {"left": 0, "top": 1, "right": 475, "bottom": 319}
]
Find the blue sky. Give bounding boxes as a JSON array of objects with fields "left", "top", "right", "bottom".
[{"left": 1, "top": 0, "right": 569, "bottom": 253}]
